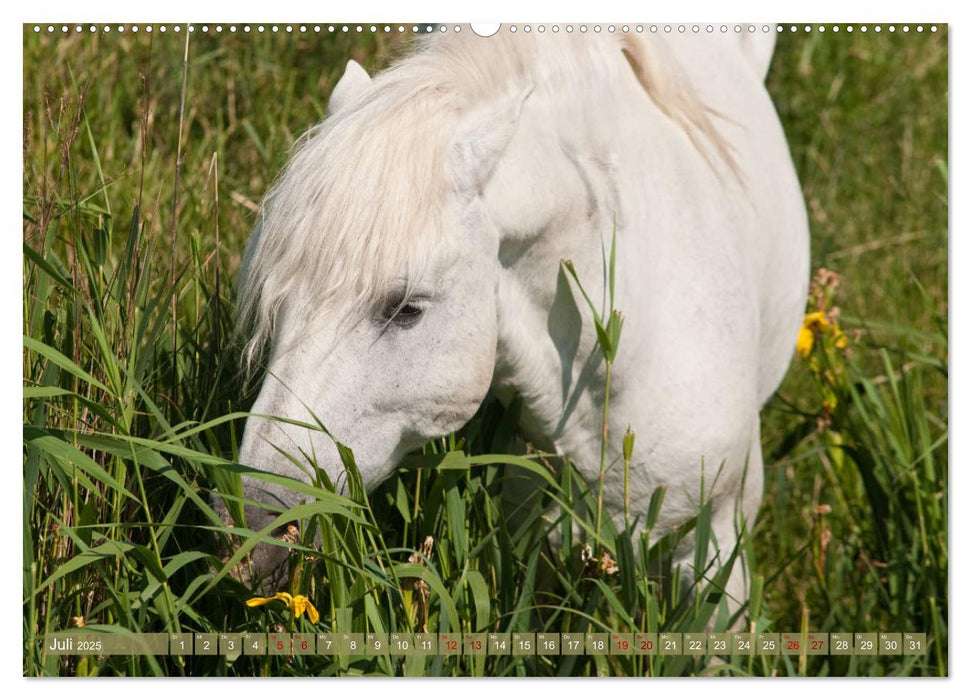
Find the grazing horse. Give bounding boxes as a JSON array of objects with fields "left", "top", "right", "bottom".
[{"left": 229, "top": 28, "right": 809, "bottom": 606}]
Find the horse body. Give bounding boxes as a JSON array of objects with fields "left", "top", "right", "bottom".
[{"left": 231, "top": 30, "right": 809, "bottom": 602}]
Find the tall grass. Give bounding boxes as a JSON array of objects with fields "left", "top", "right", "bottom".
[
  {"left": 23, "top": 26, "right": 947, "bottom": 676},
  {"left": 755, "top": 27, "right": 948, "bottom": 676}
]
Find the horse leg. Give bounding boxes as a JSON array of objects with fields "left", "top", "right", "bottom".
[{"left": 707, "top": 418, "right": 765, "bottom": 631}]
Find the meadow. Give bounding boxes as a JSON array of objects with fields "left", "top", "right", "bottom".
[{"left": 22, "top": 24, "right": 947, "bottom": 676}]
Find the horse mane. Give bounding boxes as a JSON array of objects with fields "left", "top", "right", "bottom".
[{"left": 237, "top": 30, "right": 735, "bottom": 371}]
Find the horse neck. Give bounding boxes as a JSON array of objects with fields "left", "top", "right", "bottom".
[
  {"left": 482, "top": 35, "right": 717, "bottom": 458},
  {"left": 485, "top": 100, "right": 630, "bottom": 458}
]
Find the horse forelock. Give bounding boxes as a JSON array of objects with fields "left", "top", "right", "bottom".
[{"left": 236, "top": 30, "right": 736, "bottom": 372}]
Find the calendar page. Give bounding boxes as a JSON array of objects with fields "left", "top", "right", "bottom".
[{"left": 21, "top": 13, "right": 948, "bottom": 679}]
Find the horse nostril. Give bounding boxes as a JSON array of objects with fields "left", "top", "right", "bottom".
[
  {"left": 217, "top": 504, "right": 298, "bottom": 593},
  {"left": 246, "top": 540, "right": 292, "bottom": 593}
]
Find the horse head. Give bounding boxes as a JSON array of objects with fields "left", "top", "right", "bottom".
[{"left": 225, "top": 56, "right": 533, "bottom": 588}]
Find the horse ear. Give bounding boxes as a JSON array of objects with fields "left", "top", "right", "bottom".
[
  {"left": 451, "top": 84, "right": 532, "bottom": 193},
  {"left": 327, "top": 60, "right": 372, "bottom": 116}
]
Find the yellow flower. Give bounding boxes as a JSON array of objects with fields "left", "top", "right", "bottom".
[
  {"left": 246, "top": 592, "right": 320, "bottom": 624},
  {"left": 796, "top": 326, "right": 814, "bottom": 358},
  {"left": 797, "top": 311, "right": 831, "bottom": 358},
  {"left": 290, "top": 595, "right": 318, "bottom": 623},
  {"left": 804, "top": 311, "right": 831, "bottom": 332}
]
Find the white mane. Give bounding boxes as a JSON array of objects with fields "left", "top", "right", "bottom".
[{"left": 237, "top": 30, "right": 733, "bottom": 370}]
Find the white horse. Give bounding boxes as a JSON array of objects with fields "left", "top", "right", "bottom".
[{"left": 230, "top": 28, "right": 809, "bottom": 606}]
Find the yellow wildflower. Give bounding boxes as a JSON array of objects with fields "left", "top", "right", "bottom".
[
  {"left": 796, "top": 327, "right": 814, "bottom": 359},
  {"left": 797, "top": 311, "right": 831, "bottom": 358},
  {"left": 246, "top": 592, "right": 320, "bottom": 624}
]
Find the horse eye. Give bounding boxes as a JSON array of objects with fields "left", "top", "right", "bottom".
[{"left": 381, "top": 298, "right": 425, "bottom": 328}]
